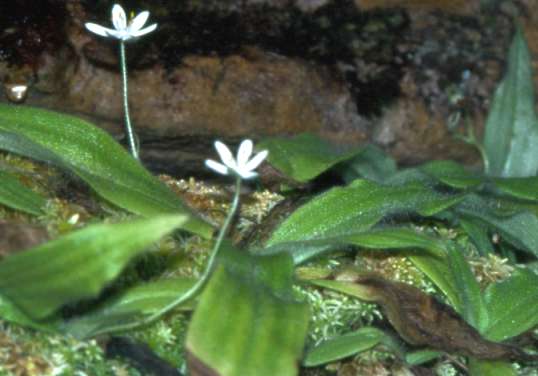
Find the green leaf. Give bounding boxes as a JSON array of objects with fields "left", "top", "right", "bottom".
[
  {"left": 0, "top": 104, "right": 211, "bottom": 237},
  {"left": 339, "top": 144, "right": 397, "bottom": 184},
  {"left": 261, "top": 227, "right": 446, "bottom": 265},
  {"left": 493, "top": 176, "right": 538, "bottom": 201},
  {"left": 420, "top": 160, "right": 483, "bottom": 189},
  {"left": 468, "top": 359, "right": 516, "bottom": 376},
  {"left": 186, "top": 248, "right": 309, "bottom": 376},
  {"left": 307, "top": 279, "right": 377, "bottom": 302},
  {"left": 407, "top": 252, "right": 460, "bottom": 310},
  {"left": 343, "top": 227, "right": 447, "bottom": 256},
  {"left": 459, "top": 217, "right": 495, "bottom": 256},
  {"left": 405, "top": 350, "right": 442, "bottom": 365},
  {"left": 446, "top": 245, "right": 488, "bottom": 331},
  {"left": 483, "top": 27, "right": 538, "bottom": 177},
  {"left": 0, "top": 170, "right": 45, "bottom": 215},
  {"left": 481, "top": 268, "right": 538, "bottom": 341},
  {"left": 0, "top": 294, "right": 58, "bottom": 333},
  {"left": 267, "top": 179, "right": 464, "bottom": 245},
  {"left": 346, "top": 229, "right": 462, "bottom": 306},
  {"left": 258, "top": 133, "right": 360, "bottom": 183},
  {"left": 303, "top": 327, "right": 385, "bottom": 367},
  {"left": 272, "top": 225, "right": 461, "bottom": 310},
  {"left": 0, "top": 214, "right": 188, "bottom": 319},
  {"left": 456, "top": 194, "right": 538, "bottom": 257},
  {"left": 258, "top": 238, "right": 342, "bottom": 265},
  {"left": 62, "top": 277, "right": 196, "bottom": 339}
]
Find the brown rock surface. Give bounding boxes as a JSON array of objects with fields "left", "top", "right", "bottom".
[
  {"left": 355, "top": 0, "right": 479, "bottom": 15},
  {"left": 0, "top": 0, "right": 532, "bottom": 175},
  {"left": 6, "top": 44, "right": 368, "bottom": 174}
]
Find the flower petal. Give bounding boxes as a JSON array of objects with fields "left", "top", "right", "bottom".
[
  {"left": 205, "top": 159, "right": 229, "bottom": 176},
  {"left": 236, "top": 139, "right": 253, "bottom": 167},
  {"left": 238, "top": 169, "right": 258, "bottom": 180},
  {"left": 128, "top": 10, "right": 149, "bottom": 32},
  {"left": 244, "top": 149, "right": 268, "bottom": 172},
  {"left": 214, "top": 141, "right": 236, "bottom": 169},
  {"left": 114, "top": 30, "right": 132, "bottom": 41},
  {"left": 85, "top": 22, "right": 112, "bottom": 37},
  {"left": 112, "top": 4, "right": 127, "bottom": 30},
  {"left": 129, "top": 23, "right": 157, "bottom": 38}
]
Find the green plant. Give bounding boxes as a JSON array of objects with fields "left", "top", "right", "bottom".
[{"left": 0, "top": 15, "right": 537, "bottom": 376}]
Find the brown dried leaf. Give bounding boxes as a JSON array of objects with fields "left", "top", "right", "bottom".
[
  {"left": 352, "top": 273, "right": 526, "bottom": 360},
  {"left": 186, "top": 350, "right": 220, "bottom": 376}
]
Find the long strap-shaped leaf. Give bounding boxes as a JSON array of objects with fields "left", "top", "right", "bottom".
[
  {"left": 483, "top": 26, "right": 538, "bottom": 177},
  {"left": 0, "top": 104, "right": 212, "bottom": 237},
  {"left": 0, "top": 214, "right": 189, "bottom": 319},
  {"left": 0, "top": 170, "right": 45, "bottom": 215}
]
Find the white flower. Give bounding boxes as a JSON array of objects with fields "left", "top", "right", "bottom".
[
  {"left": 85, "top": 4, "right": 157, "bottom": 42},
  {"left": 205, "top": 139, "right": 268, "bottom": 180}
]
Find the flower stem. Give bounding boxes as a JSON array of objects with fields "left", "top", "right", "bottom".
[
  {"left": 94, "top": 176, "right": 242, "bottom": 335},
  {"left": 119, "top": 41, "right": 139, "bottom": 160}
]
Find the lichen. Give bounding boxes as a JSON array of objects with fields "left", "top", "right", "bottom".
[{"left": 295, "top": 285, "right": 382, "bottom": 346}]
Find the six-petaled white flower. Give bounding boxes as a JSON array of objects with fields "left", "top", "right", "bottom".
[
  {"left": 85, "top": 4, "right": 157, "bottom": 41},
  {"left": 205, "top": 140, "right": 268, "bottom": 180}
]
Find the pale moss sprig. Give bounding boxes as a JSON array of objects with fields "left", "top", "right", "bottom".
[
  {"left": 97, "top": 140, "right": 268, "bottom": 334},
  {"left": 85, "top": 4, "right": 157, "bottom": 160}
]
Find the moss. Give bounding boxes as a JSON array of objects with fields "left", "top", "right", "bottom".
[
  {"left": 126, "top": 313, "right": 190, "bottom": 370},
  {"left": 0, "top": 154, "right": 199, "bottom": 374},
  {"left": 0, "top": 322, "right": 138, "bottom": 376},
  {"left": 295, "top": 285, "right": 382, "bottom": 346},
  {"left": 0, "top": 152, "right": 533, "bottom": 375}
]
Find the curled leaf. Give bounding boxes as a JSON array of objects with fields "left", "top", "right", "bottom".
[{"left": 347, "top": 274, "right": 526, "bottom": 360}]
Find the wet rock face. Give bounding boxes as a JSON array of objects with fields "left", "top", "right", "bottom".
[
  {"left": 66, "top": 47, "right": 369, "bottom": 143},
  {"left": 0, "top": 0, "right": 525, "bottom": 174}
]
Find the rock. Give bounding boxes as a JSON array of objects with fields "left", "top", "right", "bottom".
[
  {"left": 354, "top": 0, "right": 480, "bottom": 15},
  {"left": 18, "top": 43, "right": 369, "bottom": 174},
  {"left": 0, "top": 0, "right": 529, "bottom": 175}
]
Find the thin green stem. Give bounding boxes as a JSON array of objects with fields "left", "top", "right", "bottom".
[
  {"left": 119, "top": 41, "right": 139, "bottom": 160},
  {"left": 94, "top": 176, "right": 242, "bottom": 336},
  {"left": 455, "top": 117, "right": 489, "bottom": 173}
]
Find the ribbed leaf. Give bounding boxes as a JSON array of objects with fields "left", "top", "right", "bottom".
[
  {"left": 268, "top": 179, "right": 464, "bottom": 245},
  {"left": 258, "top": 133, "right": 360, "bottom": 183},
  {"left": 483, "top": 27, "right": 538, "bottom": 177},
  {"left": 493, "top": 176, "right": 538, "bottom": 201},
  {"left": 420, "top": 160, "right": 482, "bottom": 189},
  {"left": 0, "top": 294, "right": 58, "bottom": 332},
  {"left": 407, "top": 252, "right": 459, "bottom": 310},
  {"left": 0, "top": 170, "right": 45, "bottom": 215},
  {"left": 468, "top": 359, "right": 516, "bottom": 376},
  {"left": 303, "top": 327, "right": 385, "bottom": 367},
  {"left": 186, "top": 248, "right": 309, "bottom": 376},
  {"left": 339, "top": 144, "right": 397, "bottom": 184},
  {"left": 270, "top": 226, "right": 460, "bottom": 311},
  {"left": 482, "top": 269, "right": 538, "bottom": 342},
  {"left": 455, "top": 194, "right": 538, "bottom": 257},
  {"left": 446, "top": 245, "right": 488, "bottom": 331},
  {"left": 405, "top": 350, "right": 442, "bottom": 365},
  {"left": 0, "top": 214, "right": 188, "bottom": 319},
  {"left": 63, "top": 278, "right": 196, "bottom": 339},
  {"left": 0, "top": 104, "right": 211, "bottom": 237},
  {"left": 261, "top": 227, "right": 446, "bottom": 265},
  {"left": 459, "top": 217, "right": 495, "bottom": 256}
]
